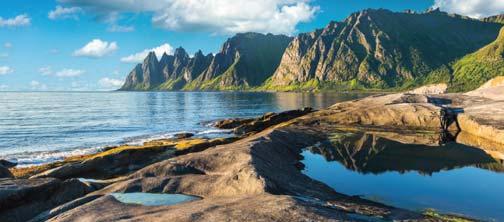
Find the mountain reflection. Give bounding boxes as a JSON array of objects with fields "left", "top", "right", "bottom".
[{"left": 306, "top": 129, "right": 504, "bottom": 175}]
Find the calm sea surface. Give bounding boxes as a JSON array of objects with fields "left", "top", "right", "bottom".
[{"left": 0, "top": 91, "right": 367, "bottom": 166}]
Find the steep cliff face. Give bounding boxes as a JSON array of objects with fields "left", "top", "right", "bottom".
[
  {"left": 120, "top": 33, "right": 291, "bottom": 91},
  {"left": 450, "top": 27, "right": 504, "bottom": 92},
  {"left": 267, "top": 9, "right": 502, "bottom": 90},
  {"left": 120, "top": 52, "right": 163, "bottom": 90},
  {"left": 483, "top": 14, "right": 504, "bottom": 24},
  {"left": 185, "top": 33, "right": 292, "bottom": 90}
]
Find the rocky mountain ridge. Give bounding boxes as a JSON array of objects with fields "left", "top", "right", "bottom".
[
  {"left": 266, "top": 8, "right": 502, "bottom": 91},
  {"left": 121, "top": 9, "right": 504, "bottom": 92},
  {"left": 120, "top": 33, "right": 292, "bottom": 91}
]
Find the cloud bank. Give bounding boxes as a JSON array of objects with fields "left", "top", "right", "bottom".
[
  {"left": 434, "top": 0, "right": 504, "bottom": 18},
  {"left": 99, "top": 77, "right": 124, "bottom": 88},
  {"left": 121, "top": 43, "right": 174, "bottom": 63},
  {"left": 59, "top": 0, "right": 318, "bottom": 34}
]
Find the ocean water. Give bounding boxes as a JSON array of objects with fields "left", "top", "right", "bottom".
[{"left": 0, "top": 91, "right": 367, "bottom": 167}]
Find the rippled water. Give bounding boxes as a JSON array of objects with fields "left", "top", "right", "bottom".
[
  {"left": 0, "top": 91, "right": 368, "bottom": 166},
  {"left": 302, "top": 130, "right": 504, "bottom": 221}
]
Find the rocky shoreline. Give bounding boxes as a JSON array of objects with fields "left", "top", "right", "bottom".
[{"left": 1, "top": 77, "right": 504, "bottom": 221}]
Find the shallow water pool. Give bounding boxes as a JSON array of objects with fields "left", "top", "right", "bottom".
[
  {"left": 110, "top": 193, "right": 200, "bottom": 206},
  {"left": 301, "top": 130, "right": 504, "bottom": 221}
]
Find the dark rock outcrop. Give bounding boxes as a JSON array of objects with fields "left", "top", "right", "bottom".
[
  {"left": 0, "top": 178, "right": 96, "bottom": 222},
  {"left": 213, "top": 108, "right": 314, "bottom": 135}
]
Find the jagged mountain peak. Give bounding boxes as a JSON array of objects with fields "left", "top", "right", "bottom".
[{"left": 174, "top": 47, "right": 189, "bottom": 57}]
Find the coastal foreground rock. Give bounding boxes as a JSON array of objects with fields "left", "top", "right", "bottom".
[{"left": 2, "top": 77, "right": 504, "bottom": 221}]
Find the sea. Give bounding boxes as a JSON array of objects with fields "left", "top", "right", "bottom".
[{"left": 0, "top": 91, "right": 366, "bottom": 167}]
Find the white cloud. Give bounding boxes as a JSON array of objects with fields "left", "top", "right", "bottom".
[
  {"left": 0, "top": 14, "right": 31, "bottom": 27},
  {"left": 99, "top": 77, "right": 124, "bottom": 88},
  {"left": 54, "top": 68, "right": 85, "bottom": 77},
  {"left": 4, "top": 42, "right": 12, "bottom": 48},
  {"left": 107, "top": 24, "right": 135, "bottom": 32},
  {"left": 433, "top": 0, "right": 504, "bottom": 18},
  {"left": 39, "top": 67, "right": 85, "bottom": 77},
  {"left": 74, "top": 39, "right": 118, "bottom": 58},
  {"left": 59, "top": 0, "right": 319, "bottom": 35},
  {"left": 120, "top": 43, "right": 174, "bottom": 63},
  {"left": 0, "top": 66, "right": 14, "bottom": 75},
  {"left": 48, "top": 5, "right": 83, "bottom": 20},
  {"left": 0, "top": 84, "right": 8, "bottom": 90},
  {"left": 30, "top": 81, "right": 48, "bottom": 91},
  {"left": 38, "top": 66, "right": 53, "bottom": 76}
]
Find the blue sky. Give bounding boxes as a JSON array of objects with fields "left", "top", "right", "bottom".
[{"left": 0, "top": 0, "right": 501, "bottom": 91}]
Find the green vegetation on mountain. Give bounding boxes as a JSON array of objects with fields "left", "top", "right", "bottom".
[
  {"left": 449, "top": 27, "right": 504, "bottom": 92},
  {"left": 266, "top": 9, "right": 502, "bottom": 91}
]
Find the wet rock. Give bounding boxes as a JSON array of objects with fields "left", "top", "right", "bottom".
[
  {"left": 213, "top": 118, "right": 254, "bottom": 129},
  {"left": 0, "top": 178, "right": 96, "bottom": 222},
  {"left": 173, "top": 133, "right": 194, "bottom": 139},
  {"left": 233, "top": 108, "right": 314, "bottom": 135}
]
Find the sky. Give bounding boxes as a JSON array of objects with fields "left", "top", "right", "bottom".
[{"left": 0, "top": 0, "right": 502, "bottom": 91}]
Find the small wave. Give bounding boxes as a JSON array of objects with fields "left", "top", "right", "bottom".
[
  {"left": 123, "top": 132, "right": 184, "bottom": 146},
  {"left": 6, "top": 129, "right": 234, "bottom": 168},
  {"left": 196, "top": 129, "right": 233, "bottom": 135},
  {"left": 7, "top": 147, "right": 103, "bottom": 168}
]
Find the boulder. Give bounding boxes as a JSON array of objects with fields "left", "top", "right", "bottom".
[{"left": 212, "top": 118, "right": 254, "bottom": 129}]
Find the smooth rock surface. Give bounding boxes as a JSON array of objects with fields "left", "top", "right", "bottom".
[{"left": 0, "top": 178, "right": 96, "bottom": 222}]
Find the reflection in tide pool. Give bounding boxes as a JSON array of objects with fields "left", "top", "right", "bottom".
[
  {"left": 110, "top": 193, "right": 200, "bottom": 206},
  {"left": 301, "top": 130, "right": 504, "bottom": 221}
]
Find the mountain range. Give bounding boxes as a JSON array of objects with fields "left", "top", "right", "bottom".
[{"left": 120, "top": 8, "right": 504, "bottom": 92}]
